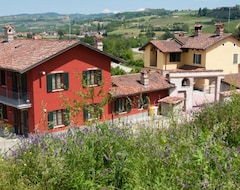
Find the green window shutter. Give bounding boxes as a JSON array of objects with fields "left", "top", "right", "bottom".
[
  {"left": 47, "top": 74, "right": 53, "bottom": 92},
  {"left": 21, "top": 73, "right": 27, "bottom": 93},
  {"left": 126, "top": 97, "right": 132, "bottom": 113},
  {"left": 83, "top": 105, "right": 88, "bottom": 122},
  {"left": 97, "top": 70, "right": 102, "bottom": 85},
  {"left": 48, "top": 111, "right": 54, "bottom": 129},
  {"left": 98, "top": 104, "right": 103, "bottom": 119},
  {"left": 0, "top": 70, "right": 2, "bottom": 85},
  {"left": 63, "top": 72, "right": 69, "bottom": 90},
  {"left": 82, "top": 70, "right": 88, "bottom": 87},
  {"left": 115, "top": 99, "right": 120, "bottom": 114},
  {"left": 233, "top": 54, "right": 238, "bottom": 64},
  {"left": 64, "top": 109, "right": 70, "bottom": 126},
  {"left": 143, "top": 95, "right": 150, "bottom": 109},
  {"left": 12, "top": 72, "right": 17, "bottom": 92}
]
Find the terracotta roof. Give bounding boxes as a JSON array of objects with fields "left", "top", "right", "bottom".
[
  {"left": 139, "top": 39, "right": 182, "bottom": 53},
  {"left": 176, "top": 33, "right": 232, "bottom": 50},
  {"left": 222, "top": 73, "right": 240, "bottom": 89},
  {"left": 179, "top": 64, "right": 205, "bottom": 71},
  {"left": 158, "top": 96, "right": 184, "bottom": 104},
  {"left": 110, "top": 71, "right": 174, "bottom": 97},
  {"left": 0, "top": 39, "right": 123, "bottom": 73}
]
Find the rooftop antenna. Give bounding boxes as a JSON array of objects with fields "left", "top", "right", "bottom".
[
  {"left": 228, "top": 7, "right": 231, "bottom": 32},
  {"left": 67, "top": 15, "right": 71, "bottom": 40}
]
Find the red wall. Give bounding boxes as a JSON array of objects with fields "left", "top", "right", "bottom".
[
  {"left": 28, "top": 45, "right": 111, "bottom": 133},
  {"left": 106, "top": 90, "right": 169, "bottom": 120}
]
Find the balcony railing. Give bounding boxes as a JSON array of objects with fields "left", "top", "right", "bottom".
[{"left": 0, "top": 88, "right": 31, "bottom": 109}]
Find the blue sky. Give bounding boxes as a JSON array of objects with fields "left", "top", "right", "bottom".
[{"left": 0, "top": 0, "right": 239, "bottom": 16}]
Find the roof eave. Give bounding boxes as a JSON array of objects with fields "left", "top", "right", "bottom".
[
  {"left": 17, "top": 41, "right": 124, "bottom": 74},
  {"left": 109, "top": 86, "right": 174, "bottom": 98}
]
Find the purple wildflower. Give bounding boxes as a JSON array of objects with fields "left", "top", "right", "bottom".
[
  {"left": 202, "top": 182, "right": 209, "bottom": 188},
  {"left": 104, "top": 154, "right": 110, "bottom": 162},
  {"left": 205, "top": 148, "right": 209, "bottom": 157},
  {"left": 236, "top": 147, "right": 240, "bottom": 153},
  {"left": 54, "top": 150, "right": 58, "bottom": 157},
  {"left": 182, "top": 183, "right": 188, "bottom": 188}
]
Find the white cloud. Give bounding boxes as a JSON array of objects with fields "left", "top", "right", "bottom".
[
  {"left": 137, "top": 8, "right": 145, "bottom": 11},
  {"left": 102, "top": 8, "right": 120, "bottom": 14},
  {"left": 103, "top": 9, "right": 111, "bottom": 13}
]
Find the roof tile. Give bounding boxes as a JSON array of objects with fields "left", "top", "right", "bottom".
[
  {"left": 110, "top": 71, "right": 174, "bottom": 97},
  {"left": 0, "top": 39, "right": 79, "bottom": 72}
]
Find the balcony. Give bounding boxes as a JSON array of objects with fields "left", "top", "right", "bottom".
[{"left": 0, "top": 88, "right": 31, "bottom": 109}]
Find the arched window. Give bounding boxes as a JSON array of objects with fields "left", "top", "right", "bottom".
[{"left": 182, "top": 78, "right": 190, "bottom": 87}]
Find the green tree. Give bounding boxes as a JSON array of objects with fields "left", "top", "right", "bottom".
[
  {"left": 234, "top": 24, "right": 240, "bottom": 38},
  {"left": 58, "top": 30, "right": 64, "bottom": 39},
  {"left": 159, "top": 31, "right": 175, "bottom": 40},
  {"left": 181, "top": 24, "right": 189, "bottom": 32},
  {"left": 26, "top": 33, "right": 32, "bottom": 39},
  {"left": 111, "top": 66, "right": 126, "bottom": 76},
  {"left": 81, "top": 36, "right": 94, "bottom": 46}
]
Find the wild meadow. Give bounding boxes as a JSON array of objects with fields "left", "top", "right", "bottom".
[{"left": 0, "top": 94, "right": 240, "bottom": 189}]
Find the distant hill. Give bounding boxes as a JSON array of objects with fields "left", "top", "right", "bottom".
[{"left": 0, "top": 5, "right": 239, "bottom": 36}]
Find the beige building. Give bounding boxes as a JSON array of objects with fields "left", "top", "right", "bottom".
[
  {"left": 140, "top": 23, "right": 240, "bottom": 75},
  {"left": 139, "top": 23, "right": 240, "bottom": 110}
]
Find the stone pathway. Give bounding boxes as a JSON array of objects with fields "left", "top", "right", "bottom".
[{"left": 0, "top": 137, "right": 19, "bottom": 154}]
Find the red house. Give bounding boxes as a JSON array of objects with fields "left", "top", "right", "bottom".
[
  {"left": 0, "top": 25, "right": 122, "bottom": 136},
  {"left": 108, "top": 69, "right": 174, "bottom": 121}
]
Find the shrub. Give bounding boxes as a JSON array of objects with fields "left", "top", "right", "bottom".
[{"left": 0, "top": 95, "right": 240, "bottom": 189}]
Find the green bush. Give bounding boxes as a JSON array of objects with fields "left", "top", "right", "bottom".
[{"left": 0, "top": 94, "right": 240, "bottom": 189}]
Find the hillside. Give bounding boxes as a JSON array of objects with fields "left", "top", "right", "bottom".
[{"left": 0, "top": 5, "right": 239, "bottom": 37}]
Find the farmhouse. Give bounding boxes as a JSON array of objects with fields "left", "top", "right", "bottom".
[
  {"left": 139, "top": 23, "right": 240, "bottom": 110},
  {"left": 0, "top": 24, "right": 123, "bottom": 136}
]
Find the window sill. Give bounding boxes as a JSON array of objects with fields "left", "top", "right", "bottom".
[
  {"left": 53, "top": 124, "right": 65, "bottom": 129},
  {"left": 51, "top": 89, "right": 65, "bottom": 92},
  {"left": 85, "top": 84, "right": 99, "bottom": 87},
  {"left": 86, "top": 118, "right": 99, "bottom": 121},
  {"left": 116, "top": 111, "right": 127, "bottom": 115}
]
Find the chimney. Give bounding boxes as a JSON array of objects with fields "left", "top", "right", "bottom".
[
  {"left": 3, "top": 24, "right": 15, "bottom": 42},
  {"left": 215, "top": 22, "right": 224, "bottom": 36},
  {"left": 94, "top": 33, "right": 103, "bottom": 51},
  {"left": 194, "top": 23, "right": 202, "bottom": 37},
  {"left": 140, "top": 69, "right": 149, "bottom": 87}
]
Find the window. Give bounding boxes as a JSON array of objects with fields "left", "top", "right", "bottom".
[
  {"left": 83, "top": 104, "right": 102, "bottom": 121},
  {"left": 48, "top": 109, "right": 70, "bottom": 129},
  {"left": 233, "top": 54, "right": 238, "bottom": 64},
  {"left": 47, "top": 72, "right": 69, "bottom": 92},
  {"left": 0, "top": 104, "right": 8, "bottom": 120},
  {"left": 193, "top": 54, "right": 201, "bottom": 64},
  {"left": 170, "top": 53, "right": 181, "bottom": 62},
  {"left": 82, "top": 70, "right": 102, "bottom": 87},
  {"left": 150, "top": 47, "right": 157, "bottom": 67},
  {"left": 182, "top": 78, "right": 190, "bottom": 87},
  {"left": 0, "top": 70, "right": 6, "bottom": 86},
  {"left": 115, "top": 97, "right": 132, "bottom": 114},
  {"left": 138, "top": 94, "right": 150, "bottom": 109}
]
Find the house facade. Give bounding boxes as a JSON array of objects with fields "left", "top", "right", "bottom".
[
  {"left": 0, "top": 24, "right": 122, "bottom": 135},
  {"left": 138, "top": 23, "right": 240, "bottom": 110},
  {"left": 140, "top": 23, "right": 240, "bottom": 76},
  {"left": 108, "top": 70, "right": 174, "bottom": 122}
]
